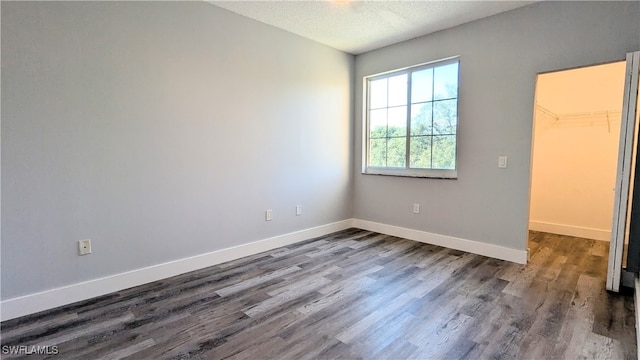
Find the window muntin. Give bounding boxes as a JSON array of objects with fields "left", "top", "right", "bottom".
[{"left": 364, "top": 58, "right": 459, "bottom": 178}]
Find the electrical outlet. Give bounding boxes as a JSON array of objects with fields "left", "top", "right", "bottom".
[
  {"left": 413, "top": 203, "right": 420, "bottom": 214},
  {"left": 498, "top": 156, "right": 508, "bottom": 168},
  {"left": 296, "top": 205, "right": 302, "bottom": 216},
  {"left": 265, "top": 209, "right": 273, "bottom": 221},
  {"left": 78, "top": 239, "right": 92, "bottom": 255}
]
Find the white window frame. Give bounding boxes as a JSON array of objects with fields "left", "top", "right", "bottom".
[{"left": 362, "top": 56, "right": 460, "bottom": 179}]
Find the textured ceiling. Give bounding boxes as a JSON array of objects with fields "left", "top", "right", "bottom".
[{"left": 208, "top": 1, "right": 540, "bottom": 55}]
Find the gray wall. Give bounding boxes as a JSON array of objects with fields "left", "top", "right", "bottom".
[
  {"left": 3, "top": 0, "right": 639, "bottom": 302},
  {"left": 353, "top": 2, "right": 640, "bottom": 250},
  {"left": 1, "top": 2, "right": 354, "bottom": 299}
]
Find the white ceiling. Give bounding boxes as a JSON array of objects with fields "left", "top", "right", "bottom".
[{"left": 208, "top": 1, "right": 540, "bottom": 55}]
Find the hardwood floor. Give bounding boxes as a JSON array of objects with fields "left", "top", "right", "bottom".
[{"left": 1, "top": 229, "right": 636, "bottom": 359}]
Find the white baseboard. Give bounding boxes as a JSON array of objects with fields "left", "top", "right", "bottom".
[
  {"left": 1, "top": 218, "right": 530, "bottom": 321},
  {"left": 352, "top": 219, "right": 527, "bottom": 264},
  {"left": 0, "top": 219, "right": 353, "bottom": 322},
  {"left": 529, "top": 220, "right": 610, "bottom": 241}
]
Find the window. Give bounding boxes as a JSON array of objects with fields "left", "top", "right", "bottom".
[{"left": 363, "top": 58, "right": 459, "bottom": 178}]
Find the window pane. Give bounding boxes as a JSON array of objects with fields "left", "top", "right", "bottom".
[
  {"left": 433, "top": 100, "right": 457, "bottom": 135},
  {"left": 387, "top": 106, "right": 407, "bottom": 137},
  {"left": 369, "top": 109, "right": 387, "bottom": 138},
  {"left": 411, "top": 103, "right": 432, "bottom": 136},
  {"left": 432, "top": 135, "right": 456, "bottom": 169},
  {"left": 388, "top": 74, "right": 408, "bottom": 107},
  {"left": 365, "top": 58, "right": 458, "bottom": 175},
  {"left": 369, "top": 138, "right": 387, "bottom": 167},
  {"left": 369, "top": 78, "right": 387, "bottom": 109},
  {"left": 433, "top": 63, "right": 458, "bottom": 100},
  {"left": 410, "top": 136, "right": 432, "bottom": 169},
  {"left": 411, "top": 68, "right": 433, "bottom": 103},
  {"left": 387, "top": 137, "right": 406, "bottom": 167}
]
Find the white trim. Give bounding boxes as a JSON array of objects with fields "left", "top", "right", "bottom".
[
  {"left": 608, "top": 51, "right": 640, "bottom": 292},
  {"left": 528, "top": 220, "right": 610, "bottom": 241},
  {"left": 363, "top": 167, "right": 457, "bottom": 179},
  {"left": 352, "top": 219, "right": 527, "bottom": 264},
  {"left": 0, "top": 220, "right": 353, "bottom": 322},
  {"left": 1, "top": 218, "right": 531, "bottom": 321},
  {"left": 365, "top": 56, "right": 460, "bottom": 80}
]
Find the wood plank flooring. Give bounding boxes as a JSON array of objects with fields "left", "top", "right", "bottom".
[{"left": 1, "top": 229, "right": 636, "bottom": 359}]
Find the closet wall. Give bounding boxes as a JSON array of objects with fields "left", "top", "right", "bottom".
[{"left": 529, "top": 62, "right": 626, "bottom": 241}]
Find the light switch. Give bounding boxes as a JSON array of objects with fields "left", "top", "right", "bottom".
[{"left": 498, "top": 156, "right": 508, "bottom": 168}]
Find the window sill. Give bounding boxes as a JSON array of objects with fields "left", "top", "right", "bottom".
[{"left": 362, "top": 168, "right": 457, "bottom": 179}]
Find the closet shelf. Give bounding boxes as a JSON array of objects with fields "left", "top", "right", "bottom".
[{"left": 535, "top": 103, "right": 621, "bottom": 131}]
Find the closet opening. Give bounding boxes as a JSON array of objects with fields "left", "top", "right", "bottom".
[{"left": 528, "top": 61, "right": 627, "bottom": 274}]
